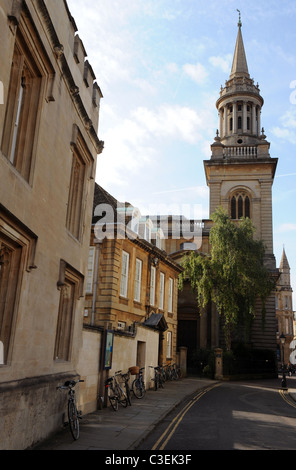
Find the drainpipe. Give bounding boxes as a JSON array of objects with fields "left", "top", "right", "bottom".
[{"left": 91, "top": 239, "right": 101, "bottom": 326}]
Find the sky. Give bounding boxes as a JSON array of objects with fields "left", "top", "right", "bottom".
[{"left": 67, "top": 0, "right": 296, "bottom": 307}]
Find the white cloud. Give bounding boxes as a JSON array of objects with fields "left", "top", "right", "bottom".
[
  {"left": 132, "top": 104, "right": 204, "bottom": 143},
  {"left": 277, "top": 223, "right": 296, "bottom": 233},
  {"left": 209, "top": 54, "right": 232, "bottom": 73},
  {"left": 165, "top": 62, "right": 179, "bottom": 74},
  {"left": 183, "top": 63, "right": 208, "bottom": 85},
  {"left": 280, "top": 108, "right": 296, "bottom": 128},
  {"left": 272, "top": 127, "right": 296, "bottom": 144},
  {"left": 97, "top": 101, "right": 216, "bottom": 189},
  {"left": 271, "top": 108, "right": 296, "bottom": 144}
]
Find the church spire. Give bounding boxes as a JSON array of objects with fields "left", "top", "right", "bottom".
[
  {"left": 230, "top": 11, "right": 249, "bottom": 79},
  {"left": 280, "top": 247, "right": 290, "bottom": 272},
  {"left": 214, "top": 13, "right": 266, "bottom": 149}
]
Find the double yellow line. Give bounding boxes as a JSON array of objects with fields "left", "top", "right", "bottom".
[
  {"left": 152, "top": 382, "right": 221, "bottom": 450},
  {"left": 279, "top": 388, "right": 296, "bottom": 409}
]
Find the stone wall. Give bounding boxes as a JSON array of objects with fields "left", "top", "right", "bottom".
[{"left": 0, "top": 0, "right": 102, "bottom": 449}]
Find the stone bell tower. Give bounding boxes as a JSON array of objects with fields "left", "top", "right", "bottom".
[
  {"left": 204, "top": 14, "right": 278, "bottom": 349},
  {"left": 204, "top": 13, "right": 278, "bottom": 271}
]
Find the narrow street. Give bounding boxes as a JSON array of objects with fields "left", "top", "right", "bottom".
[{"left": 137, "top": 378, "right": 296, "bottom": 450}]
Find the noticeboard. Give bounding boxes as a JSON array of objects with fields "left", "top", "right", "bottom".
[{"left": 103, "top": 330, "right": 114, "bottom": 370}]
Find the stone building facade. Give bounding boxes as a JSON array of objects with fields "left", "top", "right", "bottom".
[
  {"left": 0, "top": 0, "right": 103, "bottom": 449},
  {"left": 77, "top": 184, "right": 182, "bottom": 413},
  {"left": 164, "top": 18, "right": 279, "bottom": 364},
  {"left": 203, "top": 18, "right": 278, "bottom": 351}
]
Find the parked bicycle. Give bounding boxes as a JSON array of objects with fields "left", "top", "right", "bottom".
[
  {"left": 171, "top": 363, "right": 182, "bottom": 380},
  {"left": 164, "top": 362, "right": 181, "bottom": 381},
  {"left": 129, "top": 366, "right": 146, "bottom": 399},
  {"left": 150, "top": 365, "right": 164, "bottom": 391},
  {"left": 105, "top": 372, "right": 128, "bottom": 411},
  {"left": 119, "top": 370, "right": 132, "bottom": 406},
  {"left": 160, "top": 363, "right": 170, "bottom": 381},
  {"left": 57, "top": 379, "right": 84, "bottom": 440}
]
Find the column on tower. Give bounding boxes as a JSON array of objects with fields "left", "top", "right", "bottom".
[
  {"left": 233, "top": 102, "right": 237, "bottom": 133},
  {"left": 252, "top": 104, "right": 257, "bottom": 135},
  {"left": 257, "top": 109, "right": 261, "bottom": 135},
  {"left": 243, "top": 101, "right": 247, "bottom": 133},
  {"left": 219, "top": 110, "right": 223, "bottom": 138},
  {"left": 224, "top": 105, "right": 228, "bottom": 136}
]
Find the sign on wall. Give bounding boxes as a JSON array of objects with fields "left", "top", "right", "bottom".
[{"left": 103, "top": 330, "right": 114, "bottom": 370}]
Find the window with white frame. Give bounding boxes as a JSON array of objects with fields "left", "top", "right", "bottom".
[
  {"left": 85, "top": 246, "right": 95, "bottom": 294},
  {"left": 168, "top": 277, "right": 173, "bottom": 312},
  {"left": 130, "top": 208, "right": 141, "bottom": 235},
  {"left": 159, "top": 272, "right": 165, "bottom": 310},
  {"left": 120, "top": 251, "right": 129, "bottom": 297},
  {"left": 144, "top": 219, "right": 152, "bottom": 243},
  {"left": 134, "top": 258, "right": 142, "bottom": 302},
  {"left": 166, "top": 331, "right": 172, "bottom": 358},
  {"left": 117, "top": 321, "right": 126, "bottom": 331},
  {"left": 150, "top": 266, "right": 156, "bottom": 306}
]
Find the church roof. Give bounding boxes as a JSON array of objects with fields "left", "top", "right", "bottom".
[
  {"left": 92, "top": 183, "right": 133, "bottom": 224},
  {"left": 229, "top": 22, "right": 250, "bottom": 79}
]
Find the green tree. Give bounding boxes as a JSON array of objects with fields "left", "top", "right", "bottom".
[{"left": 179, "top": 208, "right": 274, "bottom": 350}]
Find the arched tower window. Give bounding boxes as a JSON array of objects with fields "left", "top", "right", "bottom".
[
  {"left": 245, "top": 196, "right": 250, "bottom": 218},
  {"left": 230, "top": 191, "right": 252, "bottom": 220},
  {"left": 231, "top": 197, "right": 236, "bottom": 219},
  {"left": 238, "top": 195, "right": 243, "bottom": 219}
]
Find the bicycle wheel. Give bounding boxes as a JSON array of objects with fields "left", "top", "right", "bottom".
[
  {"left": 132, "top": 378, "right": 145, "bottom": 398},
  {"left": 172, "top": 368, "right": 178, "bottom": 380},
  {"left": 68, "top": 400, "right": 80, "bottom": 440},
  {"left": 125, "top": 382, "right": 132, "bottom": 405},
  {"left": 116, "top": 385, "right": 128, "bottom": 407},
  {"left": 108, "top": 394, "right": 119, "bottom": 411},
  {"left": 154, "top": 373, "right": 158, "bottom": 391}
]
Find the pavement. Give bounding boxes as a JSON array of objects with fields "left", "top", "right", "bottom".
[
  {"left": 32, "top": 374, "right": 296, "bottom": 451},
  {"left": 33, "top": 376, "right": 215, "bottom": 451}
]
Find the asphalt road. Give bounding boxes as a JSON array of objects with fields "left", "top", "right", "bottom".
[{"left": 137, "top": 380, "right": 296, "bottom": 450}]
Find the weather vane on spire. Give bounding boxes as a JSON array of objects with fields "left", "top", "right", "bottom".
[{"left": 237, "top": 9, "right": 242, "bottom": 28}]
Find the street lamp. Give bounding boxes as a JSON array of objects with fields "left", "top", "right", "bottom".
[{"left": 280, "top": 332, "right": 287, "bottom": 389}]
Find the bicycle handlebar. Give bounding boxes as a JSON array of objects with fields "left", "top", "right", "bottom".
[{"left": 57, "top": 379, "right": 84, "bottom": 390}]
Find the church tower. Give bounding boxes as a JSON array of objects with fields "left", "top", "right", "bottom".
[
  {"left": 204, "top": 14, "right": 278, "bottom": 350},
  {"left": 204, "top": 14, "right": 278, "bottom": 271},
  {"left": 276, "top": 249, "right": 295, "bottom": 363}
]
